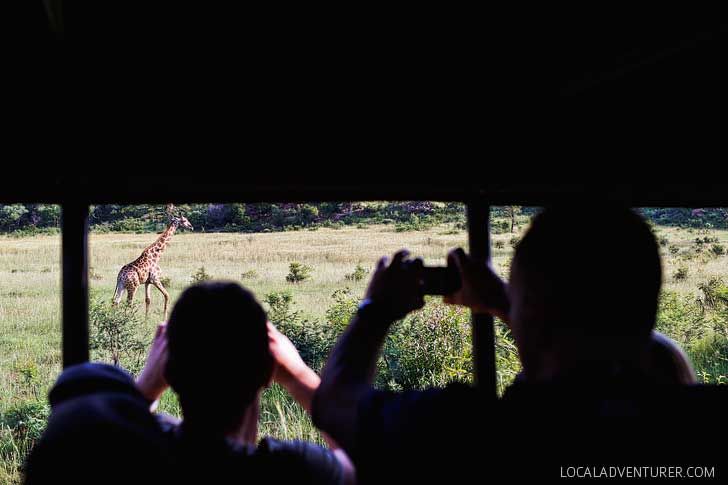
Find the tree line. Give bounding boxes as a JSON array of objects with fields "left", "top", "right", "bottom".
[{"left": 0, "top": 203, "right": 726, "bottom": 234}]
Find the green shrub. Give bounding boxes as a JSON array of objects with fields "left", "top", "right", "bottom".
[
  {"left": 264, "top": 291, "right": 340, "bottom": 371},
  {"left": 509, "top": 236, "right": 520, "bottom": 248},
  {"left": 381, "top": 303, "right": 474, "bottom": 390},
  {"left": 669, "top": 245, "right": 680, "bottom": 255},
  {"left": 710, "top": 244, "right": 725, "bottom": 256},
  {"left": 89, "top": 267, "right": 103, "bottom": 281},
  {"left": 0, "top": 400, "right": 49, "bottom": 470},
  {"left": 190, "top": 267, "right": 212, "bottom": 284},
  {"left": 13, "top": 359, "right": 39, "bottom": 390},
  {"left": 688, "top": 335, "right": 728, "bottom": 384},
  {"left": 394, "top": 214, "right": 435, "bottom": 232},
  {"left": 160, "top": 276, "right": 172, "bottom": 288},
  {"left": 673, "top": 266, "right": 689, "bottom": 281},
  {"left": 697, "top": 278, "right": 728, "bottom": 311},
  {"left": 345, "top": 264, "right": 369, "bottom": 282},
  {"left": 656, "top": 291, "right": 711, "bottom": 350},
  {"left": 491, "top": 220, "right": 510, "bottom": 234},
  {"left": 89, "top": 298, "right": 147, "bottom": 369},
  {"left": 286, "top": 262, "right": 312, "bottom": 283},
  {"left": 0, "top": 204, "right": 28, "bottom": 231},
  {"left": 659, "top": 236, "right": 669, "bottom": 247},
  {"left": 300, "top": 204, "right": 319, "bottom": 222},
  {"left": 229, "top": 203, "right": 249, "bottom": 226},
  {"left": 494, "top": 240, "right": 505, "bottom": 249},
  {"left": 110, "top": 217, "right": 149, "bottom": 233},
  {"left": 0, "top": 401, "right": 48, "bottom": 445},
  {"left": 241, "top": 269, "right": 258, "bottom": 280}
]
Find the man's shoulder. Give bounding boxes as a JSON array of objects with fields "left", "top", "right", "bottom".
[
  {"left": 362, "top": 382, "right": 485, "bottom": 418},
  {"left": 252, "top": 438, "right": 343, "bottom": 484},
  {"left": 164, "top": 433, "right": 342, "bottom": 484},
  {"left": 49, "top": 362, "right": 147, "bottom": 407}
]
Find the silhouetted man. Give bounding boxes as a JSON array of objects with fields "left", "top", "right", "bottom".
[
  {"left": 140, "top": 282, "right": 354, "bottom": 484},
  {"left": 24, "top": 363, "right": 174, "bottom": 485},
  {"left": 28, "top": 282, "right": 354, "bottom": 485},
  {"left": 313, "top": 206, "right": 722, "bottom": 483}
]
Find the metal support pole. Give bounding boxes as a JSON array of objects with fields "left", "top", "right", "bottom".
[
  {"left": 467, "top": 201, "right": 496, "bottom": 397},
  {"left": 62, "top": 202, "right": 89, "bottom": 367}
]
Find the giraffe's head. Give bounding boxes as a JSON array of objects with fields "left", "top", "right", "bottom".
[
  {"left": 167, "top": 204, "right": 194, "bottom": 231},
  {"left": 172, "top": 215, "right": 194, "bottom": 231}
]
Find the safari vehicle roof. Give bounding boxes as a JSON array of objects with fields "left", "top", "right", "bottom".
[
  {"left": 14, "top": 5, "right": 728, "bottom": 167},
  {"left": 2, "top": 180, "right": 728, "bottom": 207},
  {"left": 20, "top": 5, "right": 728, "bottom": 125}
]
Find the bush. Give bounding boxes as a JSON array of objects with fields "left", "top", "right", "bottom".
[
  {"left": 673, "top": 266, "right": 689, "bottom": 281},
  {"left": 110, "top": 218, "right": 149, "bottom": 233},
  {"left": 509, "top": 236, "right": 520, "bottom": 248},
  {"left": 656, "top": 291, "right": 708, "bottom": 350},
  {"left": 711, "top": 244, "right": 725, "bottom": 256},
  {"left": 0, "top": 401, "right": 48, "bottom": 445},
  {"left": 286, "top": 262, "right": 312, "bottom": 283},
  {"left": 669, "top": 245, "right": 680, "bottom": 255},
  {"left": 229, "top": 203, "right": 249, "bottom": 226},
  {"left": 190, "top": 267, "right": 212, "bottom": 284},
  {"left": 0, "top": 400, "right": 50, "bottom": 471},
  {"left": 89, "top": 267, "right": 103, "bottom": 281},
  {"left": 697, "top": 278, "right": 728, "bottom": 311},
  {"left": 345, "top": 264, "right": 369, "bottom": 282},
  {"left": 490, "top": 220, "right": 510, "bottom": 234},
  {"left": 160, "top": 276, "right": 172, "bottom": 288},
  {"left": 241, "top": 269, "right": 258, "bottom": 280},
  {"left": 381, "top": 303, "right": 474, "bottom": 390},
  {"left": 89, "top": 298, "right": 147, "bottom": 370},
  {"left": 300, "top": 204, "right": 319, "bottom": 222},
  {"left": 264, "top": 291, "right": 340, "bottom": 371},
  {"left": 0, "top": 204, "right": 28, "bottom": 230},
  {"left": 494, "top": 240, "right": 505, "bottom": 249},
  {"left": 658, "top": 236, "right": 669, "bottom": 247}
]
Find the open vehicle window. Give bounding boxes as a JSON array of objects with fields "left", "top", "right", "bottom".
[
  {"left": 0, "top": 204, "right": 60, "bottom": 483},
  {"left": 87, "top": 201, "right": 477, "bottom": 440},
  {"left": 641, "top": 208, "right": 728, "bottom": 384}
]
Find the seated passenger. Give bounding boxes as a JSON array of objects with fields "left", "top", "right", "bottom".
[
  {"left": 312, "top": 206, "right": 708, "bottom": 483},
  {"left": 24, "top": 363, "right": 174, "bottom": 485},
  {"left": 139, "top": 281, "right": 354, "bottom": 484}
]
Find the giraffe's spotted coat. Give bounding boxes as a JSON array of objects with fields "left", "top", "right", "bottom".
[{"left": 113, "top": 213, "right": 193, "bottom": 319}]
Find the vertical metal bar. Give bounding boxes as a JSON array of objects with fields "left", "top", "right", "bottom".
[
  {"left": 467, "top": 201, "right": 496, "bottom": 397},
  {"left": 62, "top": 202, "right": 89, "bottom": 367}
]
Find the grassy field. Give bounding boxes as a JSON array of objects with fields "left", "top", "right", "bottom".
[{"left": 1, "top": 221, "right": 727, "bottom": 483}]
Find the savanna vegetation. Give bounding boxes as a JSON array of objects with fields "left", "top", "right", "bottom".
[{"left": 0, "top": 203, "right": 727, "bottom": 483}]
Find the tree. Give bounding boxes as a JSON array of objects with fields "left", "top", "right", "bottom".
[
  {"left": 505, "top": 206, "right": 522, "bottom": 233},
  {"left": 229, "top": 203, "right": 248, "bottom": 225},
  {"left": 35, "top": 204, "right": 61, "bottom": 227},
  {"left": 0, "top": 204, "right": 29, "bottom": 230}
]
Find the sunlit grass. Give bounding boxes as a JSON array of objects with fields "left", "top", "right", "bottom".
[{"left": 1, "top": 222, "right": 727, "bottom": 483}]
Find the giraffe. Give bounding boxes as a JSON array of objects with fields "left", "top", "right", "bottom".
[{"left": 112, "top": 205, "right": 193, "bottom": 320}]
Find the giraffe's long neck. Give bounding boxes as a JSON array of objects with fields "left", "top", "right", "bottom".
[{"left": 143, "top": 222, "right": 178, "bottom": 264}]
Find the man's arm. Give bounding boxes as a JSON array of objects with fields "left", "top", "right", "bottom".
[
  {"left": 444, "top": 248, "right": 511, "bottom": 323},
  {"left": 136, "top": 323, "right": 169, "bottom": 412},
  {"left": 313, "top": 250, "right": 425, "bottom": 454},
  {"left": 268, "top": 321, "right": 356, "bottom": 485}
]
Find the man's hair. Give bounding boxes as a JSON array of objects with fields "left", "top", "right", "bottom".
[
  {"left": 165, "top": 282, "right": 272, "bottom": 431},
  {"left": 513, "top": 205, "right": 662, "bottom": 344}
]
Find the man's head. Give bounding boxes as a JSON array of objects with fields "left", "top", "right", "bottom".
[
  {"left": 508, "top": 206, "right": 662, "bottom": 379},
  {"left": 165, "top": 282, "right": 272, "bottom": 432}
]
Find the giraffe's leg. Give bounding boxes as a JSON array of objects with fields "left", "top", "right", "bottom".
[
  {"left": 127, "top": 284, "right": 138, "bottom": 305},
  {"left": 152, "top": 280, "right": 170, "bottom": 321},
  {"left": 145, "top": 283, "right": 152, "bottom": 319}
]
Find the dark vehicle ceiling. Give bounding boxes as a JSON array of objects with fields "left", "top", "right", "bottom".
[
  {"left": 2, "top": 179, "right": 728, "bottom": 207},
  {"left": 10, "top": 5, "right": 728, "bottom": 171}
]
